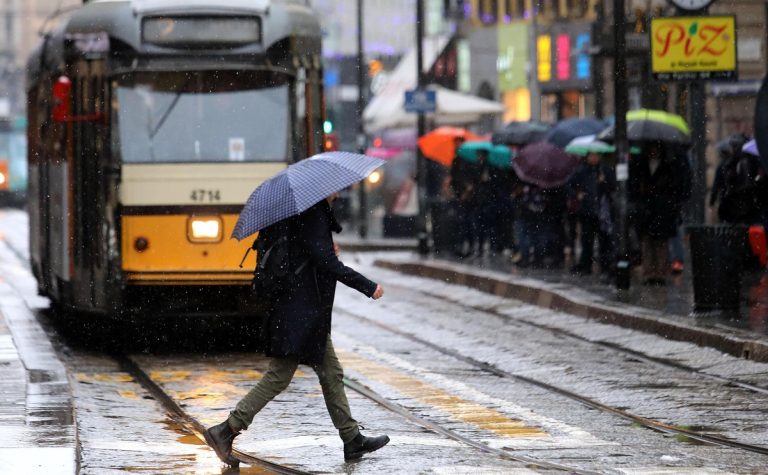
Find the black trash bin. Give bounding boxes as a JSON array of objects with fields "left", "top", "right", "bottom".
[{"left": 688, "top": 225, "right": 746, "bottom": 314}]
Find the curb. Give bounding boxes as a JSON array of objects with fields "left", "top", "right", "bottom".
[
  {"left": 337, "top": 238, "right": 417, "bottom": 253},
  {"left": 374, "top": 259, "right": 768, "bottom": 363}
]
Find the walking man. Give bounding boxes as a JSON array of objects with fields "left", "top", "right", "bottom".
[{"left": 205, "top": 192, "right": 389, "bottom": 465}]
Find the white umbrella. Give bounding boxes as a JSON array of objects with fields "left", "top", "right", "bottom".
[{"left": 564, "top": 134, "right": 615, "bottom": 156}]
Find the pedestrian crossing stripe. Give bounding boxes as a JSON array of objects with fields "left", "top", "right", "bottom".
[
  {"left": 333, "top": 329, "right": 609, "bottom": 449},
  {"left": 337, "top": 349, "right": 548, "bottom": 438}
]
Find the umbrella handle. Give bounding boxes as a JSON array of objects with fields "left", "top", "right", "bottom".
[{"left": 238, "top": 247, "right": 252, "bottom": 269}]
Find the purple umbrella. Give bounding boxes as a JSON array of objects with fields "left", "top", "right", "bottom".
[
  {"left": 743, "top": 139, "right": 759, "bottom": 157},
  {"left": 513, "top": 142, "right": 580, "bottom": 189}
]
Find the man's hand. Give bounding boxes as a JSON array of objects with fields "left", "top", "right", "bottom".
[
  {"left": 372, "top": 284, "right": 384, "bottom": 300},
  {"left": 333, "top": 242, "right": 340, "bottom": 256}
]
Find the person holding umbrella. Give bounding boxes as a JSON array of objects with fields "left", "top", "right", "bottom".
[
  {"left": 568, "top": 147, "right": 616, "bottom": 278},
  {"left": 204, "top": 152, "right": 390, "bottom": 466},
  {"left": 629, "top": 141, "right": 691, "bottom": 285}
]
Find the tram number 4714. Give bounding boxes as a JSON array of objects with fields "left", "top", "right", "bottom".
[{"left": 190, "top": 189, "right": 222, "bottom": 203}]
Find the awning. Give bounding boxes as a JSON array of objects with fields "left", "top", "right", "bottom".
[
  {"left": 364, "top": 85, "right": 504, "bottom": 132},
  {"left": 363, "top": 35, "right": 504, "bottom": 133}
]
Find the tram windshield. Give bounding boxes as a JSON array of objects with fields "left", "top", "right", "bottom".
[{"left": 116, "top": 70, "right": 290, "bottom": 163}]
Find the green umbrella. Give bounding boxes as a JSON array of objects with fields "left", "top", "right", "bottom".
[
  {"left": 489, "top": 145, "right": 513, "bottom": 169},
  {"left": 457, "top": 141, "right": 493, "bottom": 162},
  {"left": 457, "top": 142, "right": 513, "bottom": 169}
]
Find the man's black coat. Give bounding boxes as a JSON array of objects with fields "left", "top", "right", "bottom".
[{"left": 262, "top": 200, "right": 377, "bottom": 365}]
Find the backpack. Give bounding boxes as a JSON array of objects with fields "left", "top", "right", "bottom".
[{"left": 239, "top": 219, "right": 307, "bottom": 295}]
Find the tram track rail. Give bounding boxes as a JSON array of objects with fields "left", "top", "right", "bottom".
[
  {"left": 115, "top": 354, "right": 310, "bottom": 475},
  {"left": 116, "top": 352, "right": 592, "bottom": 474},
  {"left": 335, "top": 294, "right": 768, "bottom": 458},
  {"left": 342, "top": 376, "right": 595, "bottom": 474},
  {"left": 400, "top": 282, "right": 768, "bottom": 396}
]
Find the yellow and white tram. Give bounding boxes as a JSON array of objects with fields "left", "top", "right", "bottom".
[{"left": 26, "top": 0, "right": 325, "bottom": 316}]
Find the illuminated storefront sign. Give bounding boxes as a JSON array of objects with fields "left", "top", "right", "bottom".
[
  {"left": 497, "top": 23, "right": 529, "bottom": 91},
  {"left": 650, "top": 16, "right": 737, "bottom": 81},
  {"left": 536, "top": 22, "right": 592, "bottom": 92},
  {"left": 537, "top": 35, "right": 552, "bottom": 83}
]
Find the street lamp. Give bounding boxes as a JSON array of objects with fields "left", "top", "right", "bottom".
[
  {"left": 613, "top": 0, "right": 631, "bottom": 294},
  {"left": 415, "top": 0, "right": 430, "bottom": 256},
  {"left": 356, "top": 0, "right": 368, "bottom": 239}
]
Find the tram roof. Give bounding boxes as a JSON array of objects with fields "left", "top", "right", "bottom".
[{"left": 27, "top": 0, "right": 320, "bottom": 86}]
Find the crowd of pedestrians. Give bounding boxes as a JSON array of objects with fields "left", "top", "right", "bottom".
[{"left": 437, "top": 133, "right": 766, "bottom": 286}]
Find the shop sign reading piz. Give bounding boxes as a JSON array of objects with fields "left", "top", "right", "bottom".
[{"left": 650, "top": 16, "right": 737, "bottom": 81}]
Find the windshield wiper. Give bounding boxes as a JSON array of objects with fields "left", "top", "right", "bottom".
[
  {"left": 149, "top": 76, "right": 192, "bottom": 140},
  {"left": 149, "top": 90, "right": 184, "bottom": 140}
]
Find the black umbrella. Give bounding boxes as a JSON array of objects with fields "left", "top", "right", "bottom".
[
  {"left": 545, "top": 117, "right": 607, "bottom": 149},
  {"left": 491, "top": 121, "right": 550, "bottom": 146},
  {"left": 598, "top": 109, "right": 691, "bottom": 145}
]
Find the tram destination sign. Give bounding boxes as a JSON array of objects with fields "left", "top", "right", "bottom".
[
  {"left": 142, "top": 16, "right": 261, "bottom": 47},
  {"left": 650, "top": 16, "right": 737, "bottom": 81}
]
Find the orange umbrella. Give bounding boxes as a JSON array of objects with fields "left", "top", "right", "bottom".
[{"left": 417, "top": 126, "right": 484, "bottom": 166}]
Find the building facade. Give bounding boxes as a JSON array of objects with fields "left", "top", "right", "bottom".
[{"left": 0, "top": 0, "right": 80, "bottom": 115}]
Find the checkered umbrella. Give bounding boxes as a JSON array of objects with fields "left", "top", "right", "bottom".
[{"left": 231, "top": 151, "right": 385, "bottom": 240}]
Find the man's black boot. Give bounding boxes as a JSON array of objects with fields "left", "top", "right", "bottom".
[
  {"left": 343, "top": 432, "right": 390, "bottom": 461},
  {"left": 204, "top": 420, "right": 240, "bottom": 466}
]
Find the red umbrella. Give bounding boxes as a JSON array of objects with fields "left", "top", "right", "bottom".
[
  {"left": 514, "top": 142, "right": 580, "bottom": 189},
  {"left": 417, "top": 126, "right": 484, "bottom": 166}
]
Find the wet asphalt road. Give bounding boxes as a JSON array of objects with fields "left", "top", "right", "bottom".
[{"left": 2, "top": 209, "right": 768, "bottom": 474}]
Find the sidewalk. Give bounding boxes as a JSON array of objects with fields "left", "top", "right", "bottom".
[
  {"left": 0, "top": 232, "right": 76, "bottom": 474},
  {"left": 337, "top": 234, "right": 768, "bottom": 362}
]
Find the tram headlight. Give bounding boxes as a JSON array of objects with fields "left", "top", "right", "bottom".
[
  {"left": 0, "top": 172, "right": 6, "bottom": 185},
  {"left": 188, "top": 216, "right": 223, "bottom": 242}
]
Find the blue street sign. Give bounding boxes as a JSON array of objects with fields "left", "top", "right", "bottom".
[{"left": 404, "top": 89, "right": 437, "bottom": 113}]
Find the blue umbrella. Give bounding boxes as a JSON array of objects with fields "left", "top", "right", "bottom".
[
  {"left": 231, "top": 151, "right": 385, "bottom": 240},
  {"left": 545, "top": 118, "right": 607, "bottom": 149}
]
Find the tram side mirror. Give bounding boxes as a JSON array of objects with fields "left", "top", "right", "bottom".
[{"left": 52, "top": 76, "right": 72, "bottom": 123}]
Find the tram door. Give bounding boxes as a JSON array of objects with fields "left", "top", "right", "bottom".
[{"left": 70, "top": 60, "right": 109, "bottom": 309}]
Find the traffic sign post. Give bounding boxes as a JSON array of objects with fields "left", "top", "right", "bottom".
[{"left": 405, "top": 89, "right": 437, "bottom": 113}]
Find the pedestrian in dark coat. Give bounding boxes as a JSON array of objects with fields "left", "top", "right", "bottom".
[
  {"left": 569, "top": 152, "right": 616, "bottom": 276},
  {"left": 264, "top": 199, "right": 375, "bottom": 365},
  {"left": 450, "top": 152, "right": 482, "bottom": 256},
  {"left": 204, "top": 195, "right": 390, "bottom": 465},
  {"left": 629, "top": 141, "right": 691, "bottom": 284}
]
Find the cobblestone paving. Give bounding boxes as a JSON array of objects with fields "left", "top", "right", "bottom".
[
  {"left": 329, "top": 255, "right": 768, "bottom": 473},
  {"left": 2, "top": 208, "right": 767, "bottom": 474}
]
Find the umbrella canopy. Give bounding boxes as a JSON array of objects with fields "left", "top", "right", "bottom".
[
  {"left": 417, "top": 126, "right": 484, "bottom": 166},
  {"left": 598, "top": 109, "right": 691, "bottom": 144},
  {"left": 743, "top": 139, "right": 759, "bottom": 157},
  {"left": 491, "top": 121, "right": 550, "bottom": 146},
  {"left": 231, "top": 152, "right": 385, "bottom": 240},
  {"left": 514, "top": 142, "right": 580, "bottom": 189},
  {"left": 565, "top": 135, "right": 615, "bottom": 156},
  {"left": 457, "top": 142, "right": 513, "bottom": 169},
  {"left": 489, "top": 145, "right": 513, "bottom": 169},
  {"left": 456, "top": 141, "right": 493, "bottom": 162},
  {"left": 545, "top": 118, "right": 607, "bottom": 149}
]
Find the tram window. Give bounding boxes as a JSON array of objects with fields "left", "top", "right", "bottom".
[{"left": 115, "top": 70, "right": 290, "bottom": 163}]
